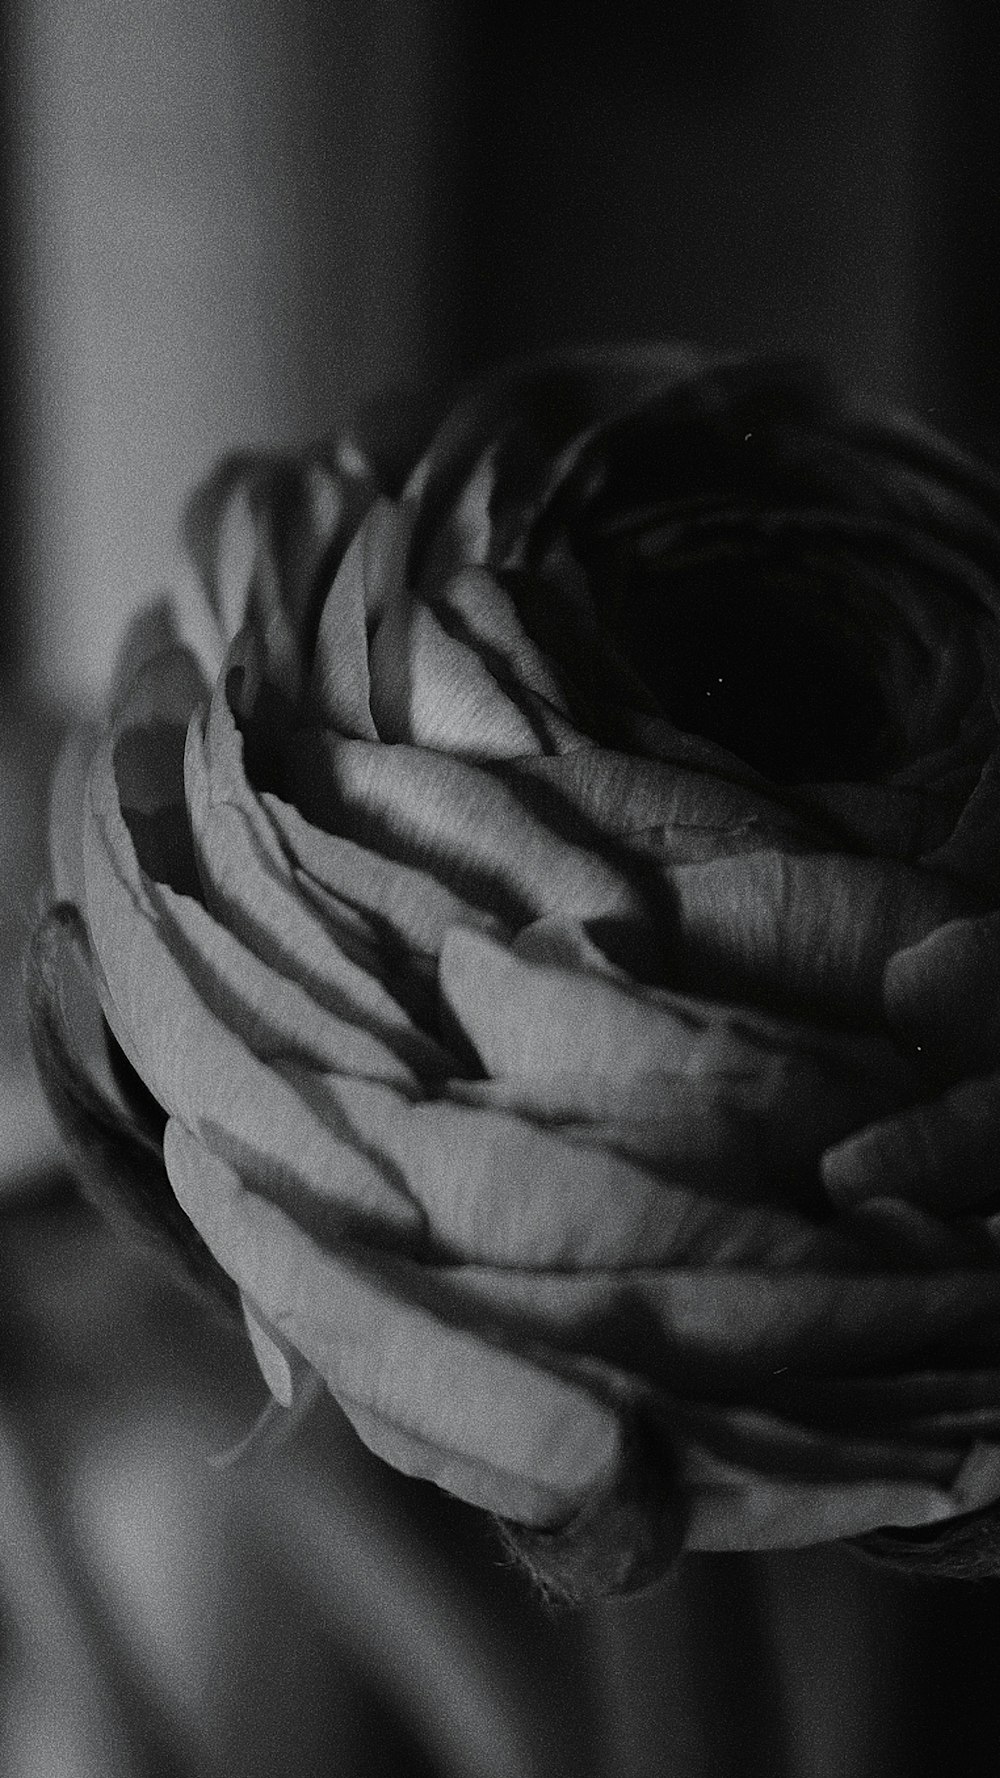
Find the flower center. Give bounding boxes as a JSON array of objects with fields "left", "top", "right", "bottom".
[{"left": 618, "top": 549, "right": 909, "bottom": 784}]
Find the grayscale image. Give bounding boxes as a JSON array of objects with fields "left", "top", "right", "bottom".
[{"left": 2, "top": 5, "right": 999, "bottom": 1774}]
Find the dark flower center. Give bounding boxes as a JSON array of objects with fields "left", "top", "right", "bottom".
[
  {"left": 619, "top": 549, "right": 896, "bottom": 784},
  {"left": 533, "top": 395, "right": 990, "bottom": 788}
]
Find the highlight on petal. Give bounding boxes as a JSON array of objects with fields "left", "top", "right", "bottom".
[
  {"left": 432, "top": 567, "right": 579, "bottom": 747},
  {"left": 354, "top": 545, "right": 579, "bottom": 757},
  {"left": 84, "top": 708, "right": 427, "bottom": 1247},
  {"left": 262, "top": 791, "right": 508, "bottom": 967},
  {"left": 141, "top": 868, "right": 430, "bottom": 1089},
  {"left": 666, "top": 850, "right": 976, "bottom": 1022},
  {"left": 281, "top": 1074, "right": 851, "bottom": 1270},
  {"left": 181, "top": 441, "right": 381, "bottom": 665},
  {"left": 425, "top": 1245, "right": 1000, "bottom": 1388},
  {"left": 285, "top": 734, "right": 643, "bottom": 940},
  {"left": 187, "top": 664, "right": 451, "bottom": 1079},
  {"left": 439, "top": 926, "right": 927, "bottom": 1192},
  {"left": 164, "top": 1121, "right": 625, "bottom": 1528},
  {"left": 241, "top": 1293, "right": 302, "bottom": 1410},
  {"left": 309, "top": 496, "right": 410, "bottom": 739},
  {"left": 439, "top": 925, "right": 920, "bottom": 1098},
  {"left": 493, "top": 748, "right": 826, "bottom": 862},
  {"left": 368, "top": 584, "right": 551, "bottom": 757}
]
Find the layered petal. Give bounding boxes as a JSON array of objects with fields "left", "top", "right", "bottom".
[
  {"left": 165, "top": 1121, "right": 625, "bottom": 1529},
  {"left": 187, "top": 648, "right": 451, "bottom": 1077},
  {"left": 166, "top": 1120, "right": 1000, "bottom": 1557},
  {"left": 181, "top": 438, "right": 381, "bottom": 678},
  {"left": 82, "top": 665, "right": 427, "bottom": 1250},
  {"left": 404, "top": 342, "right": 707, "bottom": 589},
  {"left": 823, "top": 910, "right": 1000, "bottom": 1212},
  {"left": 35, "top": 344, "right": 1000, "bottom": 1601}
]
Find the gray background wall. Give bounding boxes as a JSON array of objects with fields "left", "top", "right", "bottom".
[{"left": 5, "top": 0, "right": 986, "bottom": 704}]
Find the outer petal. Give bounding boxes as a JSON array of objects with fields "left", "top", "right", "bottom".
[
  {"left": 100, "top": 649, "right": 426, "bottom": 1092},
  {"left": 164, "top": 1121, "right": 624, "bottom": 1528},
  {"left": 187, "top": 652, "right": 450, "bottom": 1079},
  {"left": 285, "top": 733, "right": 645, "bottom": 937},
  {"left": 87, "top": 641, "right": 421, "bottom": 1086},
  {"left": 308, "top": 495, "right": 407, "bottom": 739},
  {"left": 368, "top": 574, "right": 573, "bottom": 758},
  {"left": 133, "top": 877, "right": 427, "bottom": 1090},
  {"left": 74, "top": 643, "right": 206, "bottom": 1082},
  {"left": 439, "top": 926, "right": 920, "bottom": 1096},
  {"left": 181, "top": 439, "right": 381, "bottom": 674},
  {"left": 262, "top": 792, "right": 508, "bottom": 965},
  {"left": 287, "top": 730, "right": 975, "bottom": 1021},
  {"left": 490, "top": 750, "right": 828, "bottom": 860},
  {"left": 99, "top": 644, "right": 206, "bottom": 897},
  {"left": 262, "top": 1076, "right": 859, "bottom": 1270},
  {"left": 48, "top": 726, "right": 101, "bottom": 913},
  {"left": 439, "top": 927, "right": 924, "bottom": 1189},
  {"left": 106, "top": 594, "right": 195, "bottom": 712},
  {"left": 241, "top": 1295, "right": 301, "bottom": 1410},
  {"left": 823, "top": 911, "right": 1000, "bottom": 1210},
  {"left": 420, "top": 1241, "right": 1000, "bottom": 1386},
  {"left": 83, "top": 702, "right": 425, "bottom": 1248},
  {"left": 681, "top": 1438, "right": 1000, "bottom": 1552},
  {"left": 666, "top": 851, "right": 976, "bottom": 1022},
  {"left": 167, "top": 1122, "right": 1000, "bottom": 1565}
]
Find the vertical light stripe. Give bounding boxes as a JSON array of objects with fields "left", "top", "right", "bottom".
[{"left": 12, "top": 0, "right": 446, "bottom": 705}]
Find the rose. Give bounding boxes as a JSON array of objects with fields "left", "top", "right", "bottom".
[{"left": 29, "top": 346, "right": 1000, "bottom": 1602}]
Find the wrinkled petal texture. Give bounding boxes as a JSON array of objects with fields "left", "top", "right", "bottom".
[{"left": 57, "top": 346, "right": 1000, "bottom": 1597}]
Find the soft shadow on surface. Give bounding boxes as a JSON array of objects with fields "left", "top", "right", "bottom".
[
  {"left": 0, "top": 1195, "right": 998, "bottom": 1778},
  {"left": 3, "top": 700, "right": 1000, "bottom": 1776}
]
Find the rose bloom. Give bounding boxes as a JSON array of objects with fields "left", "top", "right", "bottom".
[{"left": 30, "top": 347, "right": 1000, "bottom": 1601}]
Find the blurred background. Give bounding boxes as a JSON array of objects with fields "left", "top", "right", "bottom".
[
  {"left": 6, "top": 0, "right": 997, "bottom": 707},
  {"left": 3, "top": 2, "right": 1000, "bottom": 1773}
]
